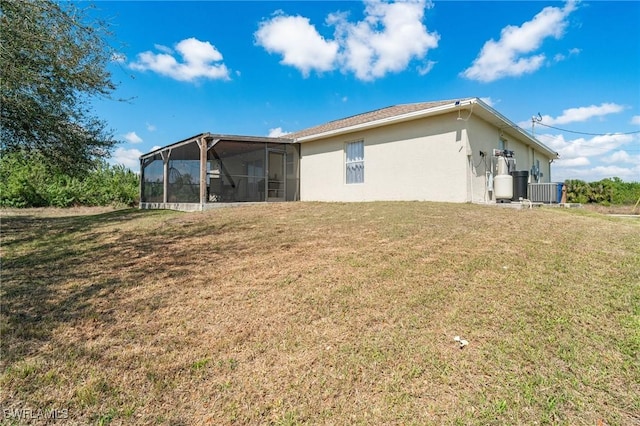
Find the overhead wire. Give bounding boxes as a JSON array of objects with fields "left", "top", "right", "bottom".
[
  {"left": 497, "top": 113, "right": 640, "bottom": 157},
  {"left": 535, "top": 122, "right": 640, "bottom": 136},
  {"left": 534, "top": 128, "right": 640, "bottom": 151}
]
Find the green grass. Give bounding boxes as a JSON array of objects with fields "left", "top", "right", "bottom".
[{"left": 1, "top": 202, "right": 638, "bottom": 425}]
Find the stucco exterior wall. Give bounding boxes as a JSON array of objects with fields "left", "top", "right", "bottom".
[
  {"left": 300, "top": 113, "right": 470, "bottom": 202},
  {"left": 464, "top": 116, "right": 554, "bottom": 203},
  {"left": 300, "top": 110, "right": 555, "bottom": 204}
]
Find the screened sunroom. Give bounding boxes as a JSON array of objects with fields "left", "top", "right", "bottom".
[{"left": 140, "top": 133, "right": 300, "bottom": 211}]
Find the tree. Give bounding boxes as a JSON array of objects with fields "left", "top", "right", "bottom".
[
  {"left": 0, "top": 150, "right": 139, "bottom": 208},
  {"left": 0, "top": 0, "right": 118, "bottom": 175}
]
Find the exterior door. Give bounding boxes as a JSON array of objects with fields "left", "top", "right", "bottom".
[{"left": 267, "top": 150, "right": 285, "bottom": 201}]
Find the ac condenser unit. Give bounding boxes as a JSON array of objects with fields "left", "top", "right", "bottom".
[{"left": 529, "top": 183, "right": 558, "bottom": 203}]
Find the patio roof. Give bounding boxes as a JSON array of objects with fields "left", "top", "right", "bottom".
[{"left": 139, "top": 133, "right": 295, "bottom": 160}]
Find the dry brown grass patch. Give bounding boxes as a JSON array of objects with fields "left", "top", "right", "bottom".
[{"left": 1, "top": 203, "right": 638, "bottom": 425}]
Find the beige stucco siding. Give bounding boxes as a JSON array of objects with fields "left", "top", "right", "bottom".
[
  {"left": 299, "top": 109, "right": 554, "bottom": 203},
  {"left": 465, "top": 116, "right": 506, "bottom": 203},
  {"left": 464, "top": 115, "right": 554, "bottom": 202},
  {"left": 300, "top": 113, "right": 469, "bottom": 202}
]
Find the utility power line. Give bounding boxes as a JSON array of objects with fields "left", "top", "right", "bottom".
[{"left": 536, "top": 122, "right": 640, "bottom": 136}]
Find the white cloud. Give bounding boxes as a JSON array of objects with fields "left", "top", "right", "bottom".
[
  {"left": 268, "top": 127, "right": 290, "bottom": 137},
  {"left": 150, "top": 145, "right": 162, "bottom": 152},
  {"left": 553, "top": 47, "right": 581, "bottom": 63},
  {"left": 631, "top": 115, "right": 640, "bottom": 125},
  {"left": 553, "top": 53, "right": 566, "bottom": 62},
  {"left": 581, "top": 165, "right": 640, "bottom": 180},
  {"left": 146, "top": 123, "right": 156, "bottom": 132},
  {"left": 331, "top": 0, "right": 439, "bottom": 81},
  {"left": 542, "top": 133, "right": 640, "bottom": 181},
  {"left": 255, "top": 13, "right": 339, "bottom": 76},
  {"left": 462, "top": 1, "right": 577, "bottom": 82},
  {"left": 541, "top": 103, "right": 625, "bottom": 125},
  {"left": 542, "top": 132, "right": 633, "bottom": 160},
  {"left": 553, "top": 164, "right": 640, "bottom": 182},
  {"left": 255, "top": 0, "right": 439, "bottom": 81},
  {"left": 602, "top": 150, "right": 640, "bottom": 165},
  {"left": 518, "top": 103, "right": 626, "bottom": 129},
  {"left": 130, "top": 37, "right": 230, "bottom": 82},
  {"left": 111, "top": 147, "right": 143, "bottom": 171},
  {"left": 551, "top": 150, "right": 640, "bottom": 182},
  {"left": 417, "top": 60, "right": 436, "bottom": 76},
  {"left": 154, "top": 44, "right": 174, "bottom": 54},
  {"left": 531, "top": 108, "right": 639, "bottom": 182},
  {"left": 557, "top": 156, "right": 590, "bottom": 167},
  {"left": 480, "top": 97, "right": 496, "bottom": 107},
  {"left": 123, "top": 131, "right": 143, "bottom": 144}
]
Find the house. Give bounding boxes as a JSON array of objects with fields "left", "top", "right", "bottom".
[{"left": 139, "top": 97, "right": 558, "bottom": 210}]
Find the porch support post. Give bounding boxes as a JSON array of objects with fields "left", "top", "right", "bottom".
[
  {"left": 198, "top": 135, "right": 209, "bottom": 205},
  {"left": 139, "top": 157, "right": 144, "bottom": 207},
  {"left": 161, "top": 149, "right": 171, "bottom": 204}
]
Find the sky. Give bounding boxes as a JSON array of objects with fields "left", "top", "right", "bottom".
[{"left": 91, "top": 0, "right": 640, "bottom": 182}]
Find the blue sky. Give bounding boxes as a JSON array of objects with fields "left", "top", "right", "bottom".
[{"left": 92, "top": 0, "right": 640, "bottom": 182}]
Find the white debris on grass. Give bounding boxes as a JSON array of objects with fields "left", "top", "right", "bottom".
[{"left": 454, "top": 335, "right": 469, "bottom": 349}]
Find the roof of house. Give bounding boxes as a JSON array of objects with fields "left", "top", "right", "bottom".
[
  {"left": 286, "top": 98, "right": 467, "bottom": 140},
  {"left": 287, "top": 97, "right": 558, "bottom": 158}
]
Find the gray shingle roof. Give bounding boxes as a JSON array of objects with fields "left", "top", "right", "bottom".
[{"left": 288, "top": 98, "right": 473, "bottom": 140}]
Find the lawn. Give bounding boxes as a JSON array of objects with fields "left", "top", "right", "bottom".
[{"left": 1, "top": 202, "right": 638, "bottom": 425}]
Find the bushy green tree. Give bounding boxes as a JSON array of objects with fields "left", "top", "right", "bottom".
[
  {"left": 0, "top": 151, "right": 139, "bottom": 208},
  {"left": 0, "top": 150, "right": 49, "bottom": 207},
  {"left": 565, "top": 178, "right": 640, "bottom": 205},
  {"left": 565, "top": 179, "right": 589, "bottom": 204},
  {"left": 607, "top": 177, "right": 640, "bottom": 205},
  {"left": 0, "top": 0, "right": 118, "bottom": 175}
]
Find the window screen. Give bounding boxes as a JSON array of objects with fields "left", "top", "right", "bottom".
[{"left": 346, "top": 140, "right": 364, "bottom": 184}]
